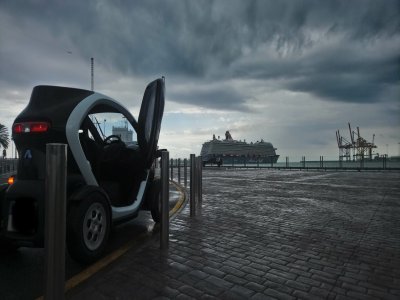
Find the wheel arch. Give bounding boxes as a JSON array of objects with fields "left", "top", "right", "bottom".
[{"left": 68, "top": 185, "right": 112, "bottom": 224}]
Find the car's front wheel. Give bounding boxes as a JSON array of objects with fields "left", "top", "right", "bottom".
[{"left": 67, "top": 192, "right": 111, "bottom": 264}]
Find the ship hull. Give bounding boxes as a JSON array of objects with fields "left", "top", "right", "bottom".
[
  {"left": 201, "top": 136, "right": 279, "bottom": 166},
  {"left": 203, "top": 154, "right": 279, "bottom": 166}
]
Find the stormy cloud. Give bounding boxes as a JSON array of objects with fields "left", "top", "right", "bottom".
[
  {"left": 0, "top": 0, "right": 399, "bottom": 158},
  {"left": 2, "top": 0, "right": 399, "bottom": 106}
]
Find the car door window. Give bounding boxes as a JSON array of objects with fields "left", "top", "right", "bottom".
[
  {"left": 144, "top": 88, "right": 155, "bottom": 143},
  {"left": 88, "top": 112, "right": 137, "bottom": 146}
]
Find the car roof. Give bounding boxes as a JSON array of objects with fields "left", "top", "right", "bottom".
[
  {"left": 14, "top": 85, "right": 137, "bottom": 130},
  {"left": 14, "top": 85, "right": 93, "bottom": 129}
]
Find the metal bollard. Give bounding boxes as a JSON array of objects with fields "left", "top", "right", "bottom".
[
  {"left": 160, "top": 151, "right": 169, "bottom": 249},
  {"left": 44, "top": 144, "right": 67, "bottom": 300},
  {"left": 196, "top": 156, "right": 202, "bottom": 209},
  {"left": 200, "top": 157, "right": 203, "bottom": 205},
  {"left": 190, "top": 154, "right": 196, "bottom": 217},
  {"left": 170, "top": 158, "right": 173, "bottom": 180},
  {"left": 184, "top": 158, "right": 187, "bottom": 187},
  {"left": 177, "top": 158, "right": 181, "bottom": 184}
]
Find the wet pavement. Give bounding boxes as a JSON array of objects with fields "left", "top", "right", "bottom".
[{"left": 66, "top": 169, "right": 400, "bottom": 299}]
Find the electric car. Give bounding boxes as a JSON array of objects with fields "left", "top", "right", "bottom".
[{"left": 0, "top": 78, "right": 165, "bottom": 263}]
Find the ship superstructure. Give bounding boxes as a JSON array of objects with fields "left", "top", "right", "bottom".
[{"left": 201, "top": 131, "right": 279, "bottom": 166}]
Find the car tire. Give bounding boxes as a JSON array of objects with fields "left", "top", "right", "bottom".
[
  {"left": 150, "top": 178, "right": 162, "bottom": 223},
  {"left": 67, "top": 191, "right": 111, "bottom": 265}
]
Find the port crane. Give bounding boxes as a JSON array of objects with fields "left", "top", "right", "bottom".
[
  {"left": 336, "top": 123, "right": 377, "bottom": 161},
  {"left": 336, "top": 129, "right": 352, "bottom": 161}
]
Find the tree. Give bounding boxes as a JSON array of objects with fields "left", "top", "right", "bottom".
[{"left": 0, "top": 123, "right": 10, "bottom": 150}]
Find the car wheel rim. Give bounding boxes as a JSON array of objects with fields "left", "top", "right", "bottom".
[{"left": 83, "top": 202, "right": 107, "bottom": 251}]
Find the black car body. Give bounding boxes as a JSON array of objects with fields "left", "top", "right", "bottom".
[{"left": 0, "top": 78, "right": 165, "bottom": 263}]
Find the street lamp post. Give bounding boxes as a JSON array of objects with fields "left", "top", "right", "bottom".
[
  {"left": 91, "top": 57, "right": 94, "bottom": 91},
  {"left": 65, "top": 52, "right": 94, "bottom": 92}
]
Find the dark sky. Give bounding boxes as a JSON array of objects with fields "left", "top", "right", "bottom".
[{"left": 0, "top": 0, "right": 399, "bottom": 158}]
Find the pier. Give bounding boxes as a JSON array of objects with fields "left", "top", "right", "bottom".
[{"left": 66, "top": 168, "right": 400, "bottom": 299}]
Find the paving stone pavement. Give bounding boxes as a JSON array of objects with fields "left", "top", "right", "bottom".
[{"left": 67, "top": 169, "right": 400, "bottom": 299}]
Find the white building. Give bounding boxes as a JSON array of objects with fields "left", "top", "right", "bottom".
[{"left": 112, "top": 126, "right": 133, "bottom": 143}]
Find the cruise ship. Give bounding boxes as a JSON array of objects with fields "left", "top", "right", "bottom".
[{"left": 200, "top": 131, "right": 279, "bottom": 166}]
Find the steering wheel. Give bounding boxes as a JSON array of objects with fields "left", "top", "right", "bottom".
[
  {"left": 102, "top": 135, "right": 124, "bottom": 162},
  {"left": 104, "top": 134, "right": 122, "bottom": 145}
]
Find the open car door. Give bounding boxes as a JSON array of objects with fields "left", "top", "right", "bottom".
[{"left": 137, "top": 78, "right": 165, "bottom": 169}]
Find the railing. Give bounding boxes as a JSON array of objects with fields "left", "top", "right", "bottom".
[
  {"left": 0, "top": 158, "right": 18, "bottom": 175},
  {"left": 198, "top": 155, "right": 400, "bottom": 171},
  {"left": 169, "top": 158, "right": 190, "bottom": 186},
  {"left": 158, "top": 155, "right": 203, "bottom": 215}
]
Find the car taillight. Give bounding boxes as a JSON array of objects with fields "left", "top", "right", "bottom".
[
  {"left": 13, "top": 122, "right": 50, "bottom": 133},
  {"left": 13, "top": 123, "right": 24, "bottom": 133},
  {"left": 8, "top": 176, "right": 14, "bottom": 185},
  {"left": 30, "top": 122, "right": 49, "bottom": 132}
]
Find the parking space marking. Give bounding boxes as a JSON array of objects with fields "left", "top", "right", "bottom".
[{"left": 169, "top": 181, "right": 187, "bottom": 218}]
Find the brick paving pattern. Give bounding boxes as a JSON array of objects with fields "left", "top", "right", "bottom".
[{"left": 67, "top": 170, "right": 400, "bottom": 299}]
